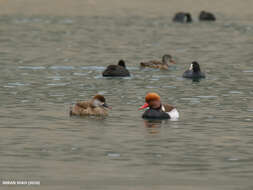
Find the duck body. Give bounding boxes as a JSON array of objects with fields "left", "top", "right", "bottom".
[
  {"left": 70, "top": 95, "right": 110, "bottom": 116},
  {"left": 183, "top": 70, "right": 205, "bottom": 79},
  {"left": 183, "top": 61, "right": 205, "bottom": 79},
  {"left": 140, "top": 61, "right": 169, "bottom": 70},
  {"left": 199, "top": 11, "right": 216, "bottom": 21},
  {"left": 140, "top": 55, "right": 175, "bottom": 70},
  {"left": 103, "top": 60, "right": 130, "bottom": 77},
  {"left": 70, "top": 101, "right": 108, "bottom": 116},
  {"left": 173, "top": 12, "right": 193, "bottom": 23},
  {"left": 143, "top": 104, "right": 179, "bottom": 120}
]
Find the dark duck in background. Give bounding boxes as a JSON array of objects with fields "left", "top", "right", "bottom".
[
  {"left": 199, "top": 11, "right": 216, "bottom": 21},
  {"left": 103, "top": 60, "right": 130, "bottom": 77},
  {"left": 173, "top": 12, "right": 193, "bottom": 23}
]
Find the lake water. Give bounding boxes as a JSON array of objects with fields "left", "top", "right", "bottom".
[{"left": 0, "top": 1, "right": 253, "bottom": 189}]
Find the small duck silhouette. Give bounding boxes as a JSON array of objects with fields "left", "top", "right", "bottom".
[
  {"left": 199, "top": 11, "right": 216, "bottom": 21},
  {"left": 173, "top": 12, "right": 193, "bottom": 23},
  {"left": 183, "top": 61, "right": 205, "bottom": 79},
  {"left": 102, "top": 60, "right": 130, "bottom": 77},
  {"left": 138, "top": 92, "right": 179, "bottom": 120},
  {"left": 140, "top": 54, "right": 176, "bottom": 70},
  {"left": 70, "top": 94, "right": 111, "bottom": 116}
]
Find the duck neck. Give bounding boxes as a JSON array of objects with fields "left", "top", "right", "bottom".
[
  {"left": 193, "top": 68, "right": 201, "bottom": 73},
  {"left": 162, "top": 58, "right": 168, "bottom": 65},
  {"left": 151, "top": 104, "right": 163, "bottom": 111}
]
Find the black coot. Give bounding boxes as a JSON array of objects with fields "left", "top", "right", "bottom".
[
  {"left": 183, "top": 61, "right": 205, "bottom": 79},
  {"left": 173, "top": 12, "right": 193, "bottom": 23},
  {"left": 199, "top": 11, "right": 216, "bottom": 21}
]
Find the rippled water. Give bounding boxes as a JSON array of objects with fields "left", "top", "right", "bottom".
[{"left": 0, "top": 12, "right": 253, "bottom": 190}]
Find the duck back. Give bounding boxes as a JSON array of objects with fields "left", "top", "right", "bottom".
[
  {"left": 183, "top": 70, "right": 205, "bottom": 78},
  {"left": 103, "top": 65, "right": 130, "bottom": 77},
  {"left": 140, "top": 61, "right": 168, "bottom": 70},
  {"left": 199, "top": 11, "right": 216, "bottom": 21},
  {"left": 142, "top": 109, "right": 170, "bottom": 119},
  {"left": 70, "top": 101, "right": 108, "bottom": 116}
]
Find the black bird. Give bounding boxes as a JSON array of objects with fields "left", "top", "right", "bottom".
[
  {"left": 199, "top": 11, "right": 216, "bottom": 21},
  {"left": 102, "top": 60, "right": 130, "bottom": 77},
  {"left": 183, "top": 61, "right": 205, "bottom": 79},
  {"left": 173, "top": 12, "right": 193, "bottom": 23}
]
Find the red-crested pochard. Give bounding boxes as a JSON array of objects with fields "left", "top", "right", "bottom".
[{"left": 138, "top": 92, "right": 179, "bottom": 120}]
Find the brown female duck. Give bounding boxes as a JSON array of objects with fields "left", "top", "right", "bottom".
[
  {"left": 70, "top": 94, "right": 111, "bottom": 116},
  {"left": 140, "top": 54, "right": 176, "bottom": 70}
]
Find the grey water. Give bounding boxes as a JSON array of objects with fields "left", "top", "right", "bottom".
[{"left": 0, "top": 7, "right": 253, "bottom": 190}]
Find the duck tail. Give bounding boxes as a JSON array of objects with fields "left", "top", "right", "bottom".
[
  {"left": 140, "top": 62, "right": 146, "bottom": 67},
  {"left": 167, "top": 108, "right": 179, "bottom": 121},
  {"left": 69, "top": 104, "right": 73, "bottom": 116}
]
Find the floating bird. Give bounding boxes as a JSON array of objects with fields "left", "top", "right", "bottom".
[
  {"left": 183, "top": 61, "right": 205, "bottom": 79},
  {"left": 70, "top": 94, "right": 111, "bottom": 116},
  {"left": 138, "top": 92, "right": 179, "bottom": 120},
  {"left": 102, "top": 60, "right": 130, "bottom": 77},
  {"left": 173, "top": 12, "right": 193, "bottom": 23},
  {"left": 199, "top": 11, "right": 216, "bottom": 21},
  {"left": 140, "top": 54, "right": 176, "bottom": 70}
]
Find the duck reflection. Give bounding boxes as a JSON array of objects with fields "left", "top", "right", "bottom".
[{"left": 143, "top": 119, "right": 164, "bottom": 134}]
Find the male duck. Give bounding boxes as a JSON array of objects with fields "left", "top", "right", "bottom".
[{"left": 138, "top": 92, "right": 179, "bottom": 120}]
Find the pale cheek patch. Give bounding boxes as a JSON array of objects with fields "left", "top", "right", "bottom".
[
  {"left": 189, "top": 64, "right": 193, "bottom": 70},
  {"left": 93, "top": 99, "right": 102, "bottom": 107}
]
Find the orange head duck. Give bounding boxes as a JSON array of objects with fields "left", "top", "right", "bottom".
[
  {"left": 70, "top": 94, "right": 111, "bottom": 116},
  {"left": 138, "top": 92, "right": 179, "bottom": 120},
  {"left": 140, "top": 54, "right": 176, "bottom": 70}
]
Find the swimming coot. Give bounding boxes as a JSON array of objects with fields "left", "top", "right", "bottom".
[
  {"left": 173, "top": 12, "right": 193, "bottom": 23},
  {"left": 199, "top": 11, "right": 216, "bottom": 21},
  {"left": 183, "top": 61, "right": 205, "bottom": 79}
]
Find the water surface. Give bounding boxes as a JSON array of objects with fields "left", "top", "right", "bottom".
[{"left": 0, "top": 3, "right": 253, "bottom": 190}]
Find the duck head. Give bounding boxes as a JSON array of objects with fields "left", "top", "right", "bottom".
[
  {"left": 191, "top": 61, "right": 201, "bottom": 72},
  {"left": 189, "top": 61, "right": 201, "bottom": 72},
  {"left": 118, "top": 60, "right": 126, "bottom": 68},
  {"left": 162, "top": 54, "right": 176, "bottom": 65},
  {"left": 185, "top": 13, "right": 192, "bottom": 23},
  {"left": 138, "top": 92, "right": 161, "bottom": 110},
  {"left": 92, "top": 94, "right": 111, "bottom": 109}
]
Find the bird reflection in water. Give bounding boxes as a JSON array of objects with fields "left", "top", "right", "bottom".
[{"left": 143, "top": 119, "right": 165, "bottom": 134}]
